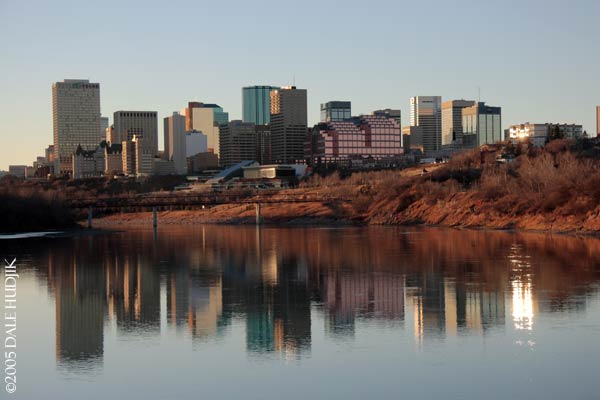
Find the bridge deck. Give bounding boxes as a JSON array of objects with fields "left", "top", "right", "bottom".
[{"left": 67, "top": 193, "right": 352, "bottom": 209}]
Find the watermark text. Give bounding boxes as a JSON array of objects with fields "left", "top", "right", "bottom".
[{"left": 4, "top": 258, "right": 18, "bottom": 394}]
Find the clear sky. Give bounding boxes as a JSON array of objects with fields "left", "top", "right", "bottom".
[{"left": 1, "top": 0, "right": 599, "bottom": 169}]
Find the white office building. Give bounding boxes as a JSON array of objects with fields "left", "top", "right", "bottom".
[
  {"left": 410, "top": 96, "right": 442, "bottom": 154},
  {"left": 164, "top": 112, "right": 187, "bottom": 175},
  {"left": 52, "top": 79, "right": 101, "bottom": 175}
]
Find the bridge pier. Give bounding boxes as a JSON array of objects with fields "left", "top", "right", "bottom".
[
  {"left": 153, "top": 207, "right": 158, "bottom": 228},
  {"left": 88, "top": 206, "right": 93, "bottom": 229},
  {"left": 255, "top": 203, "right": 261, "bottom": 225}
]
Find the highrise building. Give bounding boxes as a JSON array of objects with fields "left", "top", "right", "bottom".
[
  {"left": 410, "top": 96, "right": 442, "bottom": 154},
  {"left": 243, "top": 86, "right": 279, "bottom": 125},
  {"left": 255, "top": 125, "right": 271, "bottom": 164},
  {"left": 402, "top": 126, "right": 424, "bottom": 153},
  {"left": 164, "top": 112, "right": 187, "bottom": 175},
  {"left": 596, "top": 106, "right": 600, "bottom": 137},
  {"left": 181, "top": 102, "right": 229, "bottom": 156},
  {"left": 372, "top": 109, "right": 401, "bottom": 127},
  {"left": 185, "top": 131, "right": 208, "bottom": 157},
  {"left": 133, "top": 135, "right": 154, "bottom": 175},
  {"left": 104, "top": 143, "right": 123, "bottom": 176},
  {"left": 113, "top": 111, "right": 158, "bottom": 155},
  {"left": 122, "top": 140, "right": 136, "bottom": 175},
  {"left": 462, "top": 102, "right": 502, "bottom": 148},
  {"left": 52, "top": 79, "right": 101, "bottom": 175},
  {"left": 219, "top": 121, "right": 258, "bottom": 167},
  {"left": 45, "top": 145, "right": 55, "bottom": 166},
  {"left": 270, "top": 86, "right": 307, "bottom": 163},
  {"left": 441, "top": 100, "right": 476, "bottom": 146},
  {"left": 100, "top": 116, "right": 109, "bottom": 142},
  {"left": 106, "top": 125, "right": 115, "bottom": 145},
  {"left": 320, "top": 101, "right": 351, "bottom": 122}
]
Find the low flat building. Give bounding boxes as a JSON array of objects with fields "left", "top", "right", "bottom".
[
  {"left": 187, "top": 152, "right": 219, "bottom": 174},
  {"left": 242, "top": 164, "right": 305, "bottom": 179},
  {"left": 8, "top": 165, "right": 27, "bottom": 178},
  {"left": 508, "top": 123, "right": 584, "bottom": 146},
  {"left": 152, "top": 159, "right": 176, "bottom": 175}
]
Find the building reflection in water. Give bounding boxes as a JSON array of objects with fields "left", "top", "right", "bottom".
[
  {"left": 509, "top": 243, "right": 535, "bottom": 332},
  {"left": 22, "top": 226, "right": 600, "bottom": 371},
  {"left": 50, "top": 248, "right": 105, "bottom": 371}
]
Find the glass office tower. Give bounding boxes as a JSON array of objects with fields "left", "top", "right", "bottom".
[
  {"left": 320, "top": 101, "right": 351, "bottom": 122},
  {"left": 462, "top": 102, "right": 502, "bottom": 148},
  {"left": 243, "top": 86, "right": 279, "bottom": 125}
]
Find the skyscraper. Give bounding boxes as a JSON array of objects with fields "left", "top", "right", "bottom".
[
  {"left": 163, "top": 112, "right": 187, "bottom": 175},
  {"left": 270, "top": 86, "right": 307, "bottom": 163},
  {"left": 320, "top": 101, "right": 351, "bottom": 122},
  {"left": 52, "top": 79, "right": 101, "bottom": 175},
  {"left": 462, "top": 102, "right": 502, "bottom": 148},
  {"left": 243, "top": 86, "right": 279, "bottom": 125},
  {"left": 181, "top": 102, "right": 229, "bottom": 156},
  {"left": 113, "top": 111, "right": 158, "bottom": 155},
  {"left": 441, "top": 100, "right": 476, "bottom": 146},
  {"left": 410, "top": 96, "right": 442, "bottom": 154}
]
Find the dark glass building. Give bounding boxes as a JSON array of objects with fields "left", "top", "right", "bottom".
[
  {"left": 320, "top": 101, "right": 351, "bottom": 122},
  {"left": 242, "top": 86, "right": 279, "bottom": 125}
]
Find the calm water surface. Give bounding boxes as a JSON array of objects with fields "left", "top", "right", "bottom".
[{"left": 2, "top": 226, "right": 600, "bottom": 400}]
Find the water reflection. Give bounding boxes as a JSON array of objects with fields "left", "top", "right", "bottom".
[{"left": 4, "top": 226, "right": 600, "bottom": 373}]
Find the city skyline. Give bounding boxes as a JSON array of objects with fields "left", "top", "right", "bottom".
[{"left": 1, "top": 0, "right": 600, "bottom": 169}]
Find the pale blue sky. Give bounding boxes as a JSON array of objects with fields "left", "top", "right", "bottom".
[{"left": 1, "top": 0, "right": 599, "bottom": 169}]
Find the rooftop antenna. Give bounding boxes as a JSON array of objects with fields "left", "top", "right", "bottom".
[{"left": 478, "top": 86, "right": 481, "bottom": 103}]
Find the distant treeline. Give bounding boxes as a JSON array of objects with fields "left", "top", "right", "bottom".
[
  {"left": 0, "top": 174, "right": 189, "bottom": 233},
  {"left": 0, "top": 192, "right": 77, "bottom": 233}
]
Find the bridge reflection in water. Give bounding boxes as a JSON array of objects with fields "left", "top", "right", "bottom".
[{"left": 11, "top": 226, "right": 600, "bottom": 371}]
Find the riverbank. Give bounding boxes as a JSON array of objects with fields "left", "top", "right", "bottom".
[
  {"left": 93, "top": 140, "right": 600, "bottom": 235},
  {"left": 92, "top": 201, "right": 358, "bottom": 227},
  {"left": 90, "top": 202, "right": 600, "bottom": 235}
]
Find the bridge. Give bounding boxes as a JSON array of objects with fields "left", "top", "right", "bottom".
[{"left": 66, "top": 191, "right": 352, "bottom": 227}]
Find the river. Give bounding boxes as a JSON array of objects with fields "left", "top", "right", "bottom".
[{"left": 1, "top": 226, "right": 599, "bottom": 399}]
